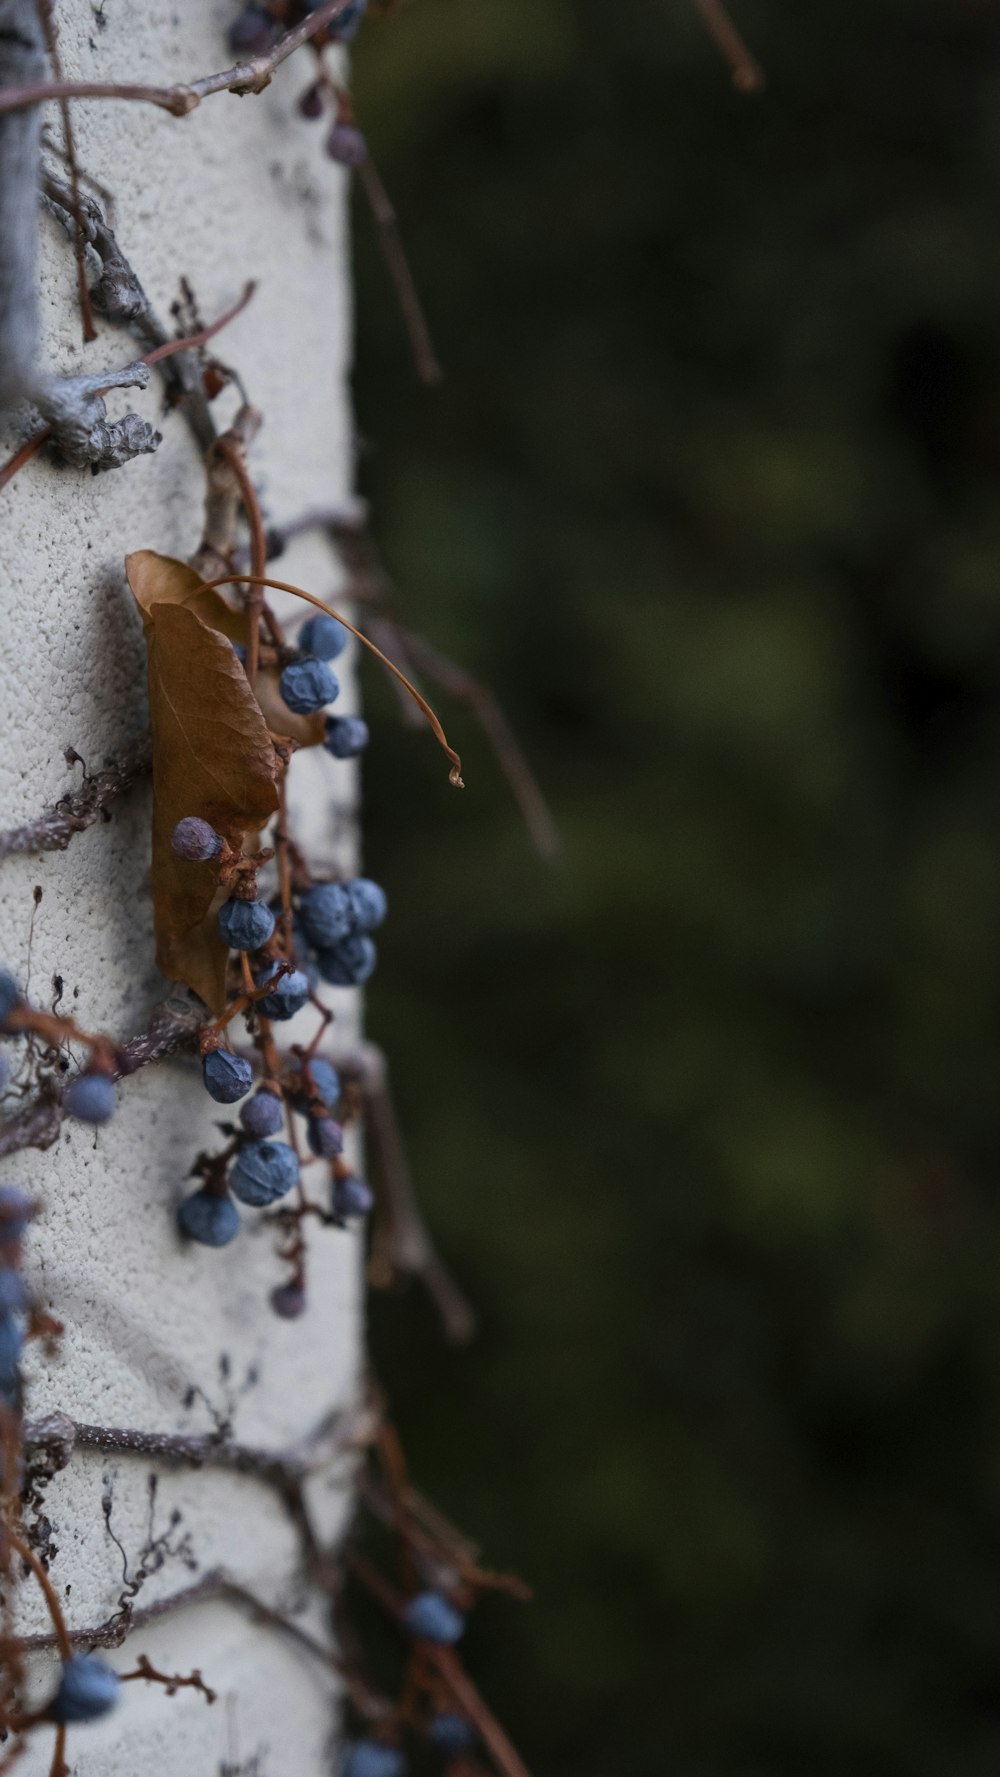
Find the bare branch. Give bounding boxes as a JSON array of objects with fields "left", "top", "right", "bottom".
[
  {"left": 0, "top": 0, "right": 358, "bottom": 120},
  {"left": 694, "top": 0, "right": 764, "bottom": 92},
  {"left": 0, "top": 734, "right": 151, "bottom": 861}
]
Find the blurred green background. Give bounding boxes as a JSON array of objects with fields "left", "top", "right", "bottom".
[{"left": 349, "top": 3, "right": 1000, "bottom": 1772}]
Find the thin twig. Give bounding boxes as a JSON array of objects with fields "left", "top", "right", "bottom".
[
  {"left": 0, "top": 0, "right": 357, "bottom": 119},
  {"left": 694, "top": 0, "right": 764, "bottom": 92},
  {"left": 356, "top": 156, "right": 441, "bottom": 386},
  {"left": 35, "top": 0, "right": 95, "bottom": 342}
]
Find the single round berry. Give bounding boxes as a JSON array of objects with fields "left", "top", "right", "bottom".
[
  {"left": 427, "top": 1714, "right": 475, "bottom": 1753},
  {"left": 239, "top": 1088, "right": 284, "bottom": 1138},
  {"left": 298, "top": 83, "right": 324, "bottom": 120},
  {"left": 324, "top": 714, "right": 370, "bottom": 759},
  {"left": 325, "top": 121, "right": 367, "bottom": 168},
  {"left": 64, "top": 1071, "right": 116, "bottom": 1126},
  {"left": 344, "top": 877, "right": 387, "bottom": 933},
  {"left": 332, "top": 1172, "right": 373, "bottom": 1219},
  {"left": 0, "top": 1269, "right": 26, "bottom": 1315},
  {"left": 178, "top": 1189, "right": 240, "bottom": 1247},
  {"left": 280, "top": 656, "right": 339, "bottom": 715},
  {"left": 218, "top": 897, "right": 276, "bottom": 952},
  {"left": 0, "top": 971, "right": 21, "bottom": 1024},
  {"left": 202, "top": 1049, "right": 253, "bottom": 1104},
  {"left": 402, "top": 1591, "right": 465, "bottom": 1645},
  {"left": 230, "top": 1139, "right": 299, "bottom": 1207},
  {"left": 307, "top": 1115, "right": 344, "bottom": 1159},
  {"left": 288, "top": 1056, "right": 340, "bottom": 1113},
  {"left": 299, "top": 881, "right": 353, "bottom": 949},
  {"left": 171, "top": 817, "right": 222, "bottom": 863},
  {"left": 228, "top": 7, "right": 276, "bottom": 54},
  {"left": 254, "top": 964, "right": 311, "bottom": 1022},
  {"left": 50, "top": 1654, "right": 121, "bottom": 1724},
  {"left": 271, "top": 1281, "right": 306, "bottom": 1319},
  {"left": 317, "top": 934, "right": 377, "bottom": 987},
  {"left": 299, "top": 613, "right": 348, "bottom": 660},
  {"left": 0, "top": 1187, "right": 34, "bottom": 1239},
  {"left": 342, "top": 1742, "right": 406, "bottom": 1777}
]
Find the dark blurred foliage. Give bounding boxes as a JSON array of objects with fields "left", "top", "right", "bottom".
[{"left": 348, "top": 3, "right": 1000, "bottom": 1772}]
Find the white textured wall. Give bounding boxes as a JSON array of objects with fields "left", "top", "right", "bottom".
[{"left": 1, "top": 4, "right": 361, "bottom": 1770}]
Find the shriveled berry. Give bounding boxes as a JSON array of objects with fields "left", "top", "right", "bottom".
[
  {"left": 280, "top": 656, "right": 339, "bottom": 714},
  {"left": 299, "top": 613, "right": 348, "bottom": 660},
  {"left": 178, "top": 1189, "right": 240, "bottom": 1247},
  {"left": 171, "top": 817, "right": 222, "bottom": 862},
  {"left": 298, "top": 83, "right": 324, "bottom": 120},
  {"left": 324, "top": 714, "right": 369, "bottom": 759},
  {"left": 307, "top": 1115, "right": 344, "bottom": 1159},
  {"left": 202, "top": 1049, "right": 253, "bottom": 1104},
  {"left": 332, "top": 1172, "right": 373, "bottom": 1218},
  {"left": 299, "top": 881, "right": 353, "bottom": 949},
  {"left": 427, "top": 1714, "right": 475, "bottom": 1753},
  {"left": 342, "top": 1742, "right": 406, "bottom": 1777},
  {"left": 271, "top": 1281, "right": 306, "bottom": 1319},
  {"left": 50, "top": 1654, "right": 120, "bottom": 1723},
  {"left": 0, "top": 1187, "right": 34, "bottom": 1238},
  {"left": 240, "top": 1088, "right": 284, "bottom": 1138},
  {"left": 289, "top": 1056, "right": 340, "bottom": 1112},
  {"left": 326, "top": 121, "right": 367, "bottom": 168},
  {"left": 345, "top": 877, "right": 387, "bottom": 933},
  {"left": 254, "top": 963, "right": 311, "bottom": 1021},
  {"left": 0, "top": 972, "right": 21, "bottom": 1023},
  {"left": 317, "top": 934, "right": 377, "bottom": 986},
  {"left": 228, "top": 7, "right": 276, "bottom": 54},
  {"left": 230, "top": 1139, "right": 299, "bottom": 1206},
  {"left": 402, "top": 1591, "right": 465, "bottom": 1645},
  {"left": 64, "top": 1071, "right": 116, "bottom": 1126},
  {"left": 218, "top": 897, "right": 276, "bottom": 952}
]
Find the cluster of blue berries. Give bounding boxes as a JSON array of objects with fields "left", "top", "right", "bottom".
[
  {"left": 341, "top": 1593, "right": 472, "bottom": 1775},
  {"left": 294, "top": 873, "right": 387, "bottom": 988}
]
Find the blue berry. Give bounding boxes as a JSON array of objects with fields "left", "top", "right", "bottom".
[
  {"left": 289, "top": 1056, "right": 340, "bottom": 1113},
  {"left": 231, "top": 639, "right": 248, "bottom": 665},
  {"left": 280, "top": 657, "right": 339, "bottom": 714},
  {"left": 317, "top": 934, "right": 377, "bottom": 987},
  {"left": 427, "top": 1715, "right": 475, "bottom": 1753},
  {"left": 0, "top": 972, "right": 21, "bottom": 1024},
  {"left": 0, "top": 1270, "right": 26, "bottom": 1315},
  {"left": 332, "top": 1172, "right": 373, "bottom": 1218},
  {"left": 230, "top": 1139, "right": 299, "bottom": 1206},
  {"left": 324, "top": 714, "right": 370, "bottom": 759},
  {"left": 228, "top": 8, "right": 277, "bottom": 54},
  {"left": 171, "top": 817, "right": 222, "bottom": 862},
  {"left": 328, "top": 0, "right": 367, "bottom": 39},
  {"left": 344, "top": 877, "right": 387, "bottom": 933},
  {"left": 50, "top": 1655, "right": 121, "bottom": 1724},
  {"left": 403, "top": 1591, "right": 465, "bottom": 1645},
  {"left": 202, "top": 1049, "right": 253, "bottom": 1104},
  {"left": 299, "top": 83, "right": 324, "bottom": 120},
  {"left": 178, "top": 1189, "right": 240, "bottom": 1247},
  {"left": 326, "top": 121, "right": 367, "bottom": 168},
  {"left": 218, "top": 897, "right": 276, "bottom": 952},
  {"left": 0, "top": 1188, "right": 34, "bottom": 1239},
  {"left": 299, "top": 613, "right": 348, "bottom": 660},
  {"left": 307, "top": 1115, "right": 344, "bottom": 1159},
  {"left": 342, "top": 1743, "right": 406, "bottom": 1777},
  {"left": 240, "top": 1088, "right": 284, "bottom": 1138},
  {"left": 0, "top": 1315, "right": 23, "bottom": 1408},
  {"left": 64, "top": 1071, "right": 116, "bottom": 1126},
  {"left": 299, "top": 881, "right": 353, "bottom": 949},
  {"left": 271, "top": 1281, "right": 306, "bottom": 1319},
  {"left": 254, "top": 963, "right": 311, "bottom": 1021}
]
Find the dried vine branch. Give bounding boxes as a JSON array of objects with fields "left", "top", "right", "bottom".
[
  {"left": 694, "top": 0, "right": 764, "bottom": 92},
  {"left": 0, "top": 0, "right": 357, "bottom": 119},
  {"left": 0, "top": 735, "right": 151, "bottom": 861}
]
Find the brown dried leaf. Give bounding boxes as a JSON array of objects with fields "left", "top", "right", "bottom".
[{"left": 126, "top": 551, "right": 280, "bottom": 1012}]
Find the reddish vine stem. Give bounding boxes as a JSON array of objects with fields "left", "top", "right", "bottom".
[
  {"left": 694, "top": 0, "right": 764, "bottom": 92},
  {"left": 198, "top": 574, "right": 465, "bottom": 786},
  {"left": 216, "top": 435, "right": 267, "bottom": 689},
  {"left": 356, "top": 155, "right": 442, "bottom": 386},
  {"left": 7, "top": 1528, "right": 71, "bottom": 1662}
]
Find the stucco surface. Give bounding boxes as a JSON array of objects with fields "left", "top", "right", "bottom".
[{"left": 0, "top": 4, "right": 362, "bottom": 1770}]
